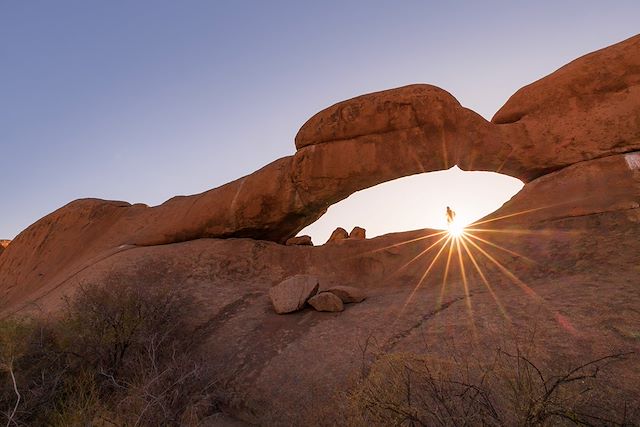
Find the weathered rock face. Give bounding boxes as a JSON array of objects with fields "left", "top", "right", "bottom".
[
  {"left": 0, "top": 199, "right": 140, "bottom": 309},
  {"left": 479, "top": 151, "right": 640, "bottom": 229},
  {"left": 0, "top": 150, "right": 639, "bottom": 423},
  {"left": 308, "top": 292, "right": 344, "bottom": 312},
  {"left": 493, "top": 34, "right": 640, "bottom": 175},
  {"left": 268, "top": 275, "right": 319, "bottom": 314}
]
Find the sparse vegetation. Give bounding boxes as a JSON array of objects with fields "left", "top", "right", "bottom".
[
  {"left": 0, "top": 280, "right": 223, "bottom": 426},
  {"left": 347, "top": 343, "right": 636, "bottom": 426},
  {"left": 2, "top": 281, "right": 638, "bottom": 426}
]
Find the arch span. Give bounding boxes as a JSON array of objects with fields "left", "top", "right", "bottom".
[
  {"left": 2, "top": 34, "right": 640, "bottom": 311},
  {"left": 127, "top": 84, "right": 529, "bottom": 246}
]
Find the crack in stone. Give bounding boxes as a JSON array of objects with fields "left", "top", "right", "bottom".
[{"left": 381, "top": 295, "right": 468, "bottom": 353}]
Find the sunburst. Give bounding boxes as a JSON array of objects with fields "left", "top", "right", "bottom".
[{"left": 384, "top": 201, "right": 579, "bottom": 339}]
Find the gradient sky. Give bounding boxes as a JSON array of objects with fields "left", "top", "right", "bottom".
[{"left": 2, "top": 1, "right": 639, "bottom": 240}]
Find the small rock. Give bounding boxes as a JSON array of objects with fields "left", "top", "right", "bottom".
[
  {"left": 327, "top": 286, "right": 366, "bottom": 303},
  {"left": 326, "top": 227, "right": 348, "bottom": 244},
  {"left": 0, "top": 240, "right": 9, "bottom": 257},
  {"left": 349, "top": 226, "right": 366, "bottom": 239},
  {"left": 285, "top": 235, "right": 313, "bottom": 246},
  {"left": 308, "top": 292, "right": 344, "bottom": 312},
  {"left": 269, "top": 275, "right": 319, "bottom": 314}
]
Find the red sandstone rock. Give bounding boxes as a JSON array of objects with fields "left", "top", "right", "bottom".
[
  {"left": 493, "top": 34, "right": 640, "bottom": 176},
  {"left": 268, "top": 275, "right": 319, "bottom": 314},
  {"left": 1, "top": 36, "right": 639, "bottom": 319},
  {"left": 349, "top": 227, "right": 366, "bottom": 240},
  {"left": 479, "top": 151, "right": 640, "bottom": 228},
  {"left": 326, "top": 227, "right": 349, "bottom": 244},
  {"left": 0, "top": 149, "right": 639, "bottom": 422},
  {"left": 308, "top": 292, "right": 344, "bottom": 312},
  {"left": 285, "top": 235, "right": 313, "bottom": 246}
]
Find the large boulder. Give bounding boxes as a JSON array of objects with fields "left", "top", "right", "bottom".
[
  {"left": 326, "top": 227, "right": 349, "bottom": 244},
  {"left": 268, "top": 275, "right": 319, "bottom": 314},
  {"left": 493, "top": 34, "right": 640, "bottom": 177},
  {"left": 349, "top": 227, "right": 366, "bottom": 240}
]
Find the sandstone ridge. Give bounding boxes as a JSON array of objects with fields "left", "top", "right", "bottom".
[
  {"left": 1, "top": 33, "right": 640, "bottom": 421},
  {"left": 1, "top": 35, "right": 640, "bottom": 346}
]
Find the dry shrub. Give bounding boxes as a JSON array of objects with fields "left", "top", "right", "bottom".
[
  {"left": 348, "top": 352, "right": 500, "bottom": 426},
  {"left": 347, "top": 346, "right": 636, "bottom": 426},
  {"left": 1, "top": 280, "right": 223, "bottom": 426}
]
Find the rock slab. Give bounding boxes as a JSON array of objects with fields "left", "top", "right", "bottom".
[
  {"left": 326, "top": 286, "right": 366, "bottom": 303},
  {"left": 308, "top": 292, "right": 344, "bottom": 312},
  {"left": 269, "top": 275, "right": 319, "bottom": 314}
]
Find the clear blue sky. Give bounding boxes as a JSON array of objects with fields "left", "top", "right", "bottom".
[{"left": 2, "top": 1, "right": 639, "bottom": 239}]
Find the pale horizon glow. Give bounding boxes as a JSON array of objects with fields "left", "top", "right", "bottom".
[{"left": 298, "top": 167, "right": 523, "bottom": 244}]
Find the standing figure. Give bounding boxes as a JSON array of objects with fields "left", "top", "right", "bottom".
[{"left": 446, "top": 206, "right": 456, "bottom": 226}]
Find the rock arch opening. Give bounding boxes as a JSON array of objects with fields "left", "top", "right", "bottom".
[{"left": 298, "top": 167, "right": 523, "bottom": 244}]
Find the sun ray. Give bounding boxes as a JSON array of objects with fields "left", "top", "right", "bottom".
[
  {"left": 365, "top": 229, "right": 449, "bottom": 255},
  {"left": 462, "top": 235, "right": 543, "bottom": 301},
  {"left": 462, "top": 233, "right": 581, "bottom": 335},
  {"left": 468, "top": 195, "right": 597, "bottom": 229},
  {"left": 464, "top": 232, "right": 536, "bottom": 264},
  {"left": 465, "top": 227, "right": 582, "bottom": 236},
  {"left": 436, "top": 237, "right": 456, "bottom": 311},
  {"left": 459, "top": 235, "right": 511, "bottom": 321},
  {"left": 397, "top": 235, "right": 452, "bottom": 315},
  {"left": 455, "top": 237, "right": 471, "bottom": 310},
  {"left": 455, "top": 237, "right": 478, "bottom": 340},
  {"left": 392, "top": 233, "right": 451, "bottom": 274},
  {"left": 467, "top": 205, "right": 555, "bottom": 228}
]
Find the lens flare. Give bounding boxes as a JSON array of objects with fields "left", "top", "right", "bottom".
[
  {"left": 448, "top": 220, "right": 465, "bottom": 238},
  {"left": 382, "top": 200, "right": 582, "bottom": 348}
]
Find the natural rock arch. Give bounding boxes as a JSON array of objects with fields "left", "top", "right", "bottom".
[{"left": 1, "top": 34, "right": 639, "bottom": 312}]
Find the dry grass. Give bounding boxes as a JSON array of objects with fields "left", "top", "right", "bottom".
[
  {"left": 0, "top": 280, "right": 224, "bottom": 426},
  {"left": 346, "top": 342, "right": 636, "bottom": 426}
]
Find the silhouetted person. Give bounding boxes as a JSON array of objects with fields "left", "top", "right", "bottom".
[{"left": 446, "top": 206, "right": 456, "bottom": 226}]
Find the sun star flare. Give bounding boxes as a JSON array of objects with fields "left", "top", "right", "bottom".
[{"left": 448, "top": 220, "right": 465, "bottom": 238}]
